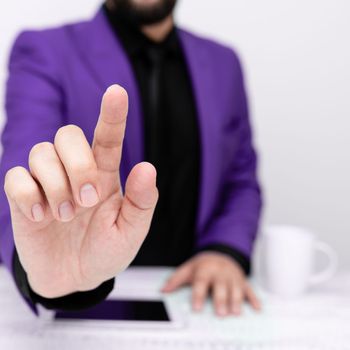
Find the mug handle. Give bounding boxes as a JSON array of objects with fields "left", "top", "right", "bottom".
[{"left": 309, "top": 241, "right": 338, "bottom": 285}]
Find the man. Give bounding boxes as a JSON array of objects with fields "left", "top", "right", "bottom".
[{"left": 0, "top": 0, "right": 262, "bottom": 317}]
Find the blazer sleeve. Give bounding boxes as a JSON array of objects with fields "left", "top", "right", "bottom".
[
  {"left": 0, "top": 32, "right": 113, "bottom": 313},
  {"left": 197, "top": 51, "right": 263, "bottom": 267},
  {"left": 0, "top": 31, "right": 63, "bottom": 278}
]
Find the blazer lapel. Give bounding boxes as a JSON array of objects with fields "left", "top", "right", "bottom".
[
  {"left": 74, "top": 10, "right": 144, "bottom": 187},
  {"left": 178, "top": 30, "right": 222, "bottom": 234}
]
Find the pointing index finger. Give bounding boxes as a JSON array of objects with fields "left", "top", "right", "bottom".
[{"left": 92, "top": 85, "right": 129, "bottom": 174}]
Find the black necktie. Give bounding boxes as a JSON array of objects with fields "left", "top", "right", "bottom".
[{"left": 145, "top": 46, "right": 164, "bottom": 166}]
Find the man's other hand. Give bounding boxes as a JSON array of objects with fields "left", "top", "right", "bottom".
[{"left": 162, "top": 252, "right": 261, "bottom": 317}]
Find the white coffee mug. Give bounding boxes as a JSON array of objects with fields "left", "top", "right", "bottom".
[{"left": 257, "top": 225, "right": 338, "bottom": 297}]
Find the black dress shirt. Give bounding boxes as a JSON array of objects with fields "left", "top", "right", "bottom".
[
  {"left": 105, "top": 7, "right": 200, "bottom": 267},
  {"left": 13, "top": 5, "right": 250, "bottom": 310}
]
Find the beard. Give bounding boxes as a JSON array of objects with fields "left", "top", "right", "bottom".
[{"left": 108, "top": 0, "right": 178, "bottom": 25}]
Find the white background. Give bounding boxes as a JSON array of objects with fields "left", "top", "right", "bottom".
[{"left": 0, "top": 1, "right": 349, "bottom": 267}]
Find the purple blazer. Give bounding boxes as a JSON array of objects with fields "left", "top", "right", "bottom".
[{"left": 0, "top": 10, "right": 262, "bottom": 279}]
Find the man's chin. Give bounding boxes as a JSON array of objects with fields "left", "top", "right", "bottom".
[{"left": 109, "top": 0, "right": 177, "bottom": 26}]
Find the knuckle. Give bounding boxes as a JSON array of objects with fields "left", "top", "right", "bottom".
[
  {"left": 234, "top": 268, "right": 244, "bottom": 279},
  {"left": 171, "top": 272, "right": 182, "bottom": 282},
  {"left": 223, "top": 272, "right": 235, "bottom": 283},
  {"left": 233, "top": 289, "right": 243, "bottom": 301},
  {"left": 232, "top": 295, "right": 241, "bottom": 303},
  {"left": 5, "top": 165, "right": 24, "bottom": 180},
  {"left": 70, "top": 160, "right": 97, "bottom": 176},
  {"left": 166, "top": 277, "right": 176, "bottom": 286},
  {"left": 55, "top": 124, "right": 83, "bottom": 142},
  {"left": 48, "top": 185, "right": 70, "bottom": 200},
  {"left": 193, "top": 279, "right": 205, "bottom": 288},
  {"left": 13, "top": 185, "right": 37, "bottom": 202},
  {"left": 193, "top": 283, "right": 207, "bottom": 296},
  {"left": 214, "top": 285, "right": 227, "bottom": 297},
  {"left": 193, "top": 290, "right": 204, "bottom": 300},
  {"left": 210, "top": 266, "right": 221, "bottom": 276},
  {"left": 29, "top": 142, "right": 54, "bottom": 160},
  {"left": 201, "top": 262, "right": 217, "bottom": 274},
  {"left": 215, "top": 296, "right": 226, "bottom": 304},
  {"left": 193, "top": 276, "right": 209, "bottom": 286},
  {"left": 4, "top": 166, "right": 26, "bottom": 193},
  {"left": 194, "top": 268, "right": 210, "bottom": 281}
]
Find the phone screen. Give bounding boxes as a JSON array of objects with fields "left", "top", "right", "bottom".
[{"left": 54, "top": 299, "right": 170, "bottom": 322}]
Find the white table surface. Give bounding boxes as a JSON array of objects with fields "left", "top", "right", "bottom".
[{"left": 0, "top": 266, "right": 350, "bottom": 350}]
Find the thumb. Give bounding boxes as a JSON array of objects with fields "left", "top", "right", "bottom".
[
  {"left": 162, "top": 262, "right": 193, "bottom": 293},
  {"left": 117, "top": 162, "right": 158, "bottom": 242}
]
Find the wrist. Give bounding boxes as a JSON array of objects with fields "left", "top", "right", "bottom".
[
  {"left": 27, "top": 274, "right": 103, "bottom": 299},
  {"left": 27, "top": 275, "right": 74, "bottom": 299},
  {"left": 29, "top": 277, "right": 115, "bottom": 311},
  {"left": 195, "top": 244, "right": 251, "bottom": 275}
]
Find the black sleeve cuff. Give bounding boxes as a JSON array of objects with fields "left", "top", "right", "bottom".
[
  {"left": 196, "top": 244, "right": 251, "bottom": 275},
  {"left": 13, "top": 249, "right": 115, "bottom": 311}
]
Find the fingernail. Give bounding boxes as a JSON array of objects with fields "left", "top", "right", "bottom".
[
  {"left": 80, "top": 184, "right": 99, "bottom": 207},
  {"left": 59, "top": 201, "right": 74, "bottom": 221},
  {"left": 218, "top": 306, "right": 227, "bottom": 316},
  {"left": 193, "top": 303, "right": 201, "bottom": 312},
  {"left": 32, "top": 204, "right": 45, "bottom": 222},
  {"left": 232, "top": 306, "right": 241, "bottom": 315}
]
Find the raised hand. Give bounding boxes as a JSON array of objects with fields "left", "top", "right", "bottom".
[{"left": 4, "top": 85, "right": 158, "bottom": 298}]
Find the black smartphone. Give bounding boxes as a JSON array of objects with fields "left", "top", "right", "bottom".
[{"left": 55, "top": 299, "right": 171, "bottom": 323}]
